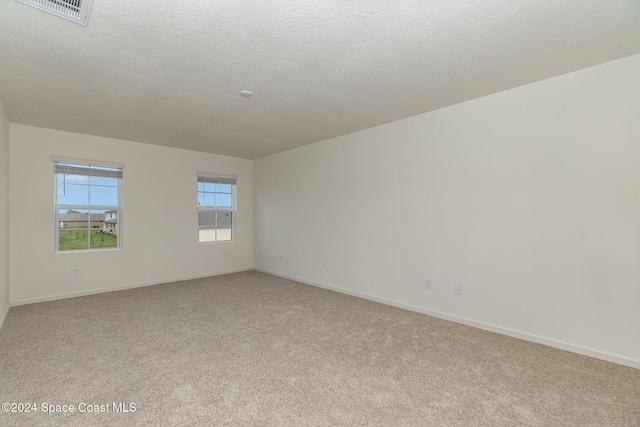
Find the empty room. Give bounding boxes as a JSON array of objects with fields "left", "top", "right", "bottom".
[{"left": 1, "top": 0, "right": 639, "bottom": 426}]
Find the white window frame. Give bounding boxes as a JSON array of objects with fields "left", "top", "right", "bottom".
[
  {"left": 197, "top": 173, "right": 237, "bottom": 243},
  {"left": 54, "top": 156, "right": 123, "bottom": 252}
]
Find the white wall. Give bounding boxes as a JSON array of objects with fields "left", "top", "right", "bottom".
[
  {"left": 0, "top": 98, "right": 9, "bottom": 327},
  {"left": 9, "top": 125, "right": 253, "bottom": 304},
  {"left": 254, "top": 54, "right": 640, "bottom": 368}
]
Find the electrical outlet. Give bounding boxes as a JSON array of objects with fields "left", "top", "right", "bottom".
[
  {"left": 280, "top": 255, "right": 284, "bottom": 261},
  {"left": 426, "top": 279, "right": 433, "bottom": 290},
  {"left": 71, "top": 267, "right": 78, "bottom": 276},
  {"left": 455, "top": 284, "right": 462, "bottom": 296},
  {"left": 224, "top": 253, "right": 228, "bottom": 260}
]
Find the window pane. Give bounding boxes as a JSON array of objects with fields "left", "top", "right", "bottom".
[
  {"left": 90, "top": 209, "right": 118, "bottom": 248},
  {"left": 89, "top": 229, "right": 117, "bottom": 249},
  {"left": 62, "top": 173, "right": 89, "bottom": 185},
  {"left": 216, "top": 228, "right": 232, "bottom": 241},
  {"left": 91, "top": 176, "right": 118, "bottom": 187},
  {"left": 198, "top": 192, "right": 214, "bottom": 207},
  {"left": 58, "top": 230, "right": 89, "bottom": 251},
  {"left": 58, "top": 208, "right": 89, "bottom": 250},
  {"left": 57, "top": 208, "right": 118, "bottom": 251},
  {"left": 215, "top": 193, "right": 232, "bottom": 207},
  {"left": 55, "top": 160, "right": 122, "bottom": 252},
  {"left": 57, "top": 182, "right": 89, "bottom": 205},
  {"left": 199, "top": 229, "right": 216, "bottom": 243},
  {"left": 216, "top": 184, "right": 232, "bottom": 193},
  {"left": 198, "top": 181, "right": 215, "bottom": 193},
  {"left": 217, "top": 211, "right": 233, "bottom": 228},
  {"left": 198, "top": 209, "right": 216, "bottom": 227},
  {"left": 90, "top": 185, "right": 118, "bottom": 206},
  {"left": 58, "top": 208, "right": 88, "bottom": 229},
  {"left": 197, "top": 174, "right": 235, "bottom": 243},
  {"left": 198, "top": 210, "right": 233, "bottom": 242}
]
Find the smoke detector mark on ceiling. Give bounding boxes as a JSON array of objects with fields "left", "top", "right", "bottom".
[{"left": 16, "top": 0, "right": 93, "bottom": 25}]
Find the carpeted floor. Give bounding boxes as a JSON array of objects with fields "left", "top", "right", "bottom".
[{"left": 0, "top": 271, "right": 638, "bottom": 426}]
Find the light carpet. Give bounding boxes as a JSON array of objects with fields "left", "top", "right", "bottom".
[{"left": 1, "top": 271, "right": 638, "bottom": 426}]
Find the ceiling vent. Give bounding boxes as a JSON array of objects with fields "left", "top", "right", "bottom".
[{"left": 16, "top": 0, "right": 94, "bottom": 25}]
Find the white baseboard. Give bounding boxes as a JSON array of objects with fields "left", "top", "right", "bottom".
[
  {"left": 0, "top": 303, "right": 9, "bottom": 331},
  {"left": 254, "top": 268, "right": 640, "bottom": 370},
  {"left": 10, "top": 268, "right": 253, "bottom": 307}
]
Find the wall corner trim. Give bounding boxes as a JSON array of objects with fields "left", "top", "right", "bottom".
[{"left": 0, "top": 304, "right": 9, "bottom": 332}]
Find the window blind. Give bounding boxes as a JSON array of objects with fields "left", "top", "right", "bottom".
[
  {"left": 197, "top": 174, "right": 237, "bottom": 185},
  {"left": 54, "top": 161, "right": 123, "bottom": 179}
]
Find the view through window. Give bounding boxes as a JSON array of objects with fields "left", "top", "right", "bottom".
[
  {"left": 54, "top": 159, "right": 122, "bottom": 251},
  {"left": 197, "top": 173, "right": 236, "bottom": 242}
]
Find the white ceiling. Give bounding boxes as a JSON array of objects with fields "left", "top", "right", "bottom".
[{"left": 1, "top": 0, "right": 639, "bottom": 159}]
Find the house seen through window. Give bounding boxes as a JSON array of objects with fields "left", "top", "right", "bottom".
[
  {"left": 198, "top": 173, "right": 236, "bottom": 242},
  {"left": 54, "top": 158, "right": 123, "bottom": 251}
]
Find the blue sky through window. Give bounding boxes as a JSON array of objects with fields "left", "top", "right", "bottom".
[
  {"left": 197, "top": 183, "right": 232, "bottom": 208},
  {"left": 57, "top": 176, "right": 118, "bottom": 206}
]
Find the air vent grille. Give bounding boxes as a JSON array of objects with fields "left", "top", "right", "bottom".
[{"left": 16, "top": 0, "right": 93, "bottom": 25}]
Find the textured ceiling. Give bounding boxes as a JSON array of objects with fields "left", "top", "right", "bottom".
[{"left": 1, "top": 0, "right": 639, "bottom": 159}]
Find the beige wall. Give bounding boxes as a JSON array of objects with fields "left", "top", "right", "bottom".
[
  {"left": 254, "top": 54, "right": 640, "bottom": 368},
  {"left": 0, "top": 98, "right": 9, "bottom": 327},
  {"left": 9, "top": 125, "right": 253, "bottom": 304}
]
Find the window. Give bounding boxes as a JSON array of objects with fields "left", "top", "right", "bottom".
[
  {"left": 54, "top": 158, "right": 123, "bottom": 251},
  {"left": 198, "top": 173, "right": 236, "bottom": 242}
]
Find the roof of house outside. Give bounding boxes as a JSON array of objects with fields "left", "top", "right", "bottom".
[{"left": 59, "top": 213, "right": 105, "bottom": 222}]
